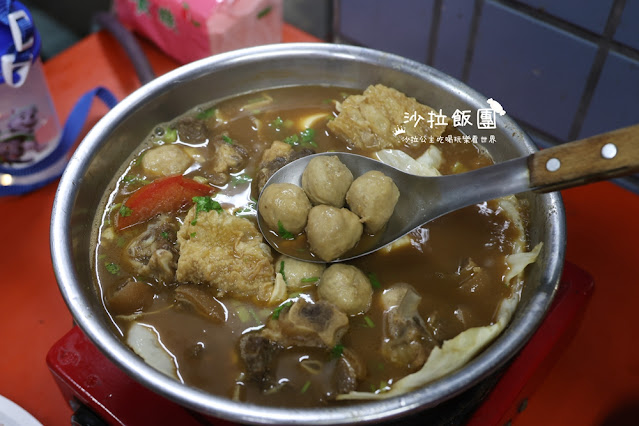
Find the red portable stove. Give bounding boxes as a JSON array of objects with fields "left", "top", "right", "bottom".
[{"left": 46, "top": 262, "right": 593, "bottom": 426}]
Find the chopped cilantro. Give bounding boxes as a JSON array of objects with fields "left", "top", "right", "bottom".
[
  {"left": 270, "top": 116, "right": 284, "bottom": 129},
  {"left": 105, "top": 262, "right": 120, "bottom": 275},
  {"left": 119, "top": 205, "right": 132, "bottom": 217},
  {"left": 300, "top": 276, "right": 319, "bottom": 283},
  {"left": 231, "top": 174, "right": 252, "bottom": 185},
  {"left": 368, "top": 272, "right": 381, "bottom": 289},
  {"left": 363, "top": 316, "right": 375, "bottom": 328},
  {"left": 272, "top": 301, "right": 293, "bottom": 319},
  {"left": 191, "top": 196, "right": 222, "bottom": 225},
  {"left": 221, "top": 135, "right": 233, "bottom": 144},
  {"left": 161, "top": 231, "right": 169, "bottom": 240},
  {"left": 283, "top": 134, "right": 299, "bottom": 146},
  {"left": 300, "top": 380, "right": 311, "bottom": 394},
  {"left": 300, "top": 128, "right": 315, "bottom": 143},
  {"left": 284, "top": 129, "right": 317, "bottom": 148},
  {"left": 277, "top": 220, "right": 295, "bottom": 239},
  {"left": 257, "top": 5, "right": 272, "bottom": 18},
  {"left": 196, "top": 107, "right": 216, "bottom": 120},
  {"left": 190, "top": 232, "right": 196, "bottom": 238},
  {"left": 330, "top": 344, "right": 344, "bottom": 359}
]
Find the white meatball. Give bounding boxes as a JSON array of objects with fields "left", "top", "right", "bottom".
[
  {"left": 302, "top": 156, "right": 353, "bottom": 207},
  {"left": 318, "top": 264, "right": 372, "bottom": 315},
  {"left": 275, "top": 255, "right": 326, "bottom": 291},
  {"left": 142, "top": 145, "right": 192, "bottom": 177},
  {"left": 259, "top": 183, "right": 311, "bottom": 234},
  {"left": 346, "top": 170, "right": 399, "bottom": 233},
  {"left": 306, "top": 205, "right": 363, "bottom": 262}
]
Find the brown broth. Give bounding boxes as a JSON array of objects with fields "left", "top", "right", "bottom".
[{"left": 94, "top": 85, "right": 524, "bottom": 407}]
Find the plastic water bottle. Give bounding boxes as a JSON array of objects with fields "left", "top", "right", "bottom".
[{"left": 0, "top": 0, "right": 61, "bottom": 187}]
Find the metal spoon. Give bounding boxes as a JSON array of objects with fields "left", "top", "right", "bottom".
[{"left": 257, "top": 124, "right": 639, "bottom": 262}]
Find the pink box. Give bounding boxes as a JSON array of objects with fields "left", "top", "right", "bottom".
[{"left": 115, "top": 0, "right": 283, "bottom": 64}]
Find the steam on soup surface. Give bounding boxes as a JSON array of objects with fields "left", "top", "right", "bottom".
[{"left": 94, "top": 85, "right": 530, "bottom": 407}]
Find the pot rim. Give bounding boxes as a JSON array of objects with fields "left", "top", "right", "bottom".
[{"left": 51, "top": 42, "right": 565, "bottom": 424}]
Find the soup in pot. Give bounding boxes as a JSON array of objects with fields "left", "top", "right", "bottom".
[{"left": 93, "top": 84, "right": 540, "bottom": 407}]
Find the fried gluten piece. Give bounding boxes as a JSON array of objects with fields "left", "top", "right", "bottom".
[
  {"left": 327, "top": 84, "right": 450, "bottom": 151},
  {"left": 176, "top": 207, "right": 274, "bottom": 302}
]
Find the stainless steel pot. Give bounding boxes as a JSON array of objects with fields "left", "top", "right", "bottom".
[{"left": 50, "top": 43, "right": 565, "bottom": 424}]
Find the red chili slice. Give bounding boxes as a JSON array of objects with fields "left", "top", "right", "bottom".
[{"left": 115, "top": 175, "right": 215, "bottom": 230}]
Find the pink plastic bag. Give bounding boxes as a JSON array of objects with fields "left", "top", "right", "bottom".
[{"left": 114, "top": 0, "right": 283, "bottom": 64}]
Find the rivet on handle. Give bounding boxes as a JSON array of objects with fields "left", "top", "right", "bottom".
[
  {"left": 546, "top": 157, "right": 561, "bottom": 172},
  {"left": 601, "top": 143, "right": 617, "bottom": 159}
]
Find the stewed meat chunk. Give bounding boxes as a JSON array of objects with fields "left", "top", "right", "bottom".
[
  {"left": 262, "top": 299, "right": 349, "bottom": 348},
  {"left": 380, "top": 284, "right": 437, "bottom": 370},
  {"left": 124, "top": 215, "right": 179, "bottom": 283}
]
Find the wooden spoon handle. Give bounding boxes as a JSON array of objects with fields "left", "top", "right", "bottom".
[{"left": 529, "top": 123, "right": 639, "bottom": 192}]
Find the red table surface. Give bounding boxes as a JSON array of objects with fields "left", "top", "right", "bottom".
[{"left": 0, "top": 25, "right": 637, "bottom": 426}]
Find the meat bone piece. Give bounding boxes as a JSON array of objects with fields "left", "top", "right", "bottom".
[{"left": 258, "top": 123, "right": 639, "bottom": 262}]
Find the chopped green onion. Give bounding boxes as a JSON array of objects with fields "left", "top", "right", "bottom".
[
  {"left": 133, "top": 154, "right": 144, "bottom": 166},
  {"left": 119, "top": 205, "right": 132, "bottom": 217},
  {"left": 221, "top": 135, "right": 233, "bottom": 144},
  {"left": 190, "top": 232, "right": 196, "bottom": 238},
  {"left": 248, "top": 308, "right": 262, "bottom": 324},
  {"left": 196, "top": 107, "right": 216, "bottom": 120},
  {"left": 164, "top": 127, "right": 177, "bottom": 143},
  {"left": 368, "top": 272, "right": 381, "bottom": 289},
  {"left": 161, "top": 231, "right": 169, "bottom": 240},
  {"left": 236, "top": 305, "right": 251, "bottom": 323},
  {"left": 300, "top": 276, "right": 319, "bottom": 283},
  {"left": 272, "top": 301, "right": 293, "bottom": 319},
  {"left": 105, "top": 262, "right": 120, "bottom": 275},
  {"left": 257, "top": 5, "right": 272, "bottom": 19},
  {"left": 363, "top": 316, "right": 375, "bottom": 328},
  {"left": 279, "top": 261, "right": 287, "bottom": 283},
  {"left": 277, "top": 220, "right": 295, "bottom": 240},
  {"left": 300, "top": 380, "right": 311, "bottom": 394},
  {"left": 330, "top": 344, "right": 344, "bottom": 359},
  {"left": 122, "top": 175, "right": 150, "bottom": 185}
]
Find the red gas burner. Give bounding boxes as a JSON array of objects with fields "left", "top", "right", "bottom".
[{"left": 47, "top": 262, "right": 593, "bottom": 426}]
